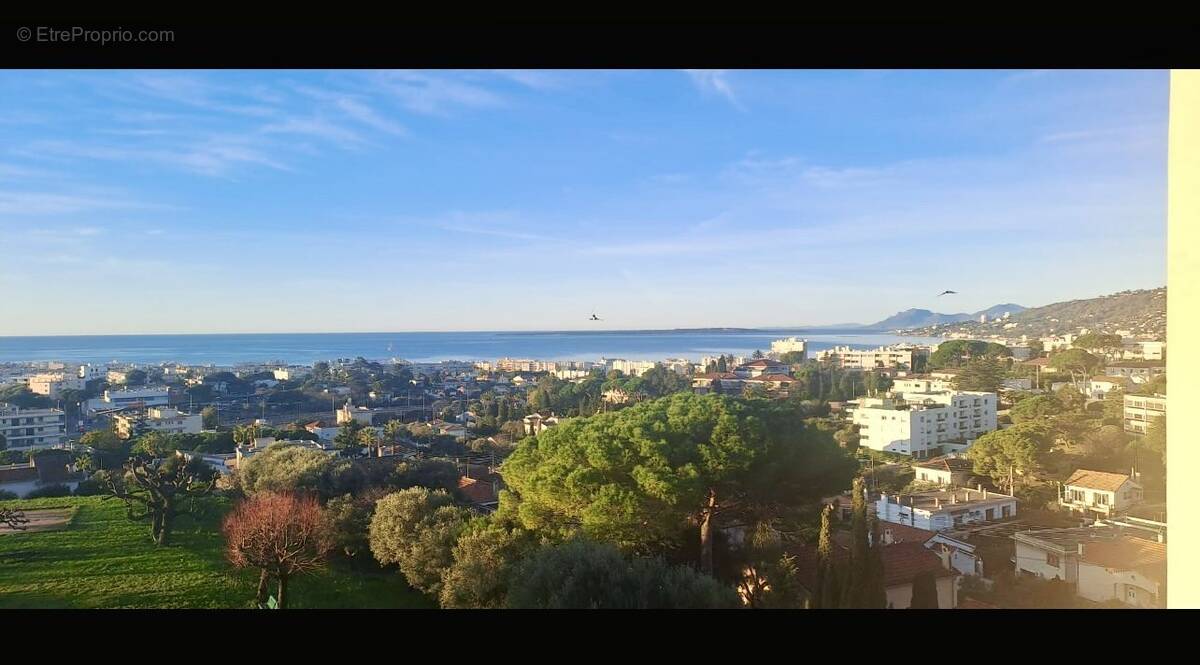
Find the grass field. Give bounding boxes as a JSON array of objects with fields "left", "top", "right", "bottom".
[{"left": 0, "top": 495, "right": 434, "bottom": 609}]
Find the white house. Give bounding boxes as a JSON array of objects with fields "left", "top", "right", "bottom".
[
  {"left": 1059, "top": 469, "right": 1143, "bottom": 518},
  {"left": 1012, "top": 526, "right": 1118, "bottom": 583},
  {"left": 1013, "top": 526, "right": 1165, "bottom": 607},
  {"left": 1075, "top": 536, "right": 1166, "bottom": 608},
  {"left": 911, "top": 455, "right": 975, "bottom": 486},
  {"left": 877, "top": 486, "right": 1017, "bottom": 532},
  {"left": 1082, "top": 376, "right": 1128, "bottom": 401}
]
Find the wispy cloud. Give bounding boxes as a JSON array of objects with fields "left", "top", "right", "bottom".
[
  {"left": 683, "top": 70, "right": 744, "bottom": 110},
  {"left": 0, "top": 189, "right": 167, "bottom": 215},
  {"left": 374, "top": 70, "right": 504, "bottom": 115}
]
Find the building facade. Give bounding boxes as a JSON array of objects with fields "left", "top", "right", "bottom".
[
  {"left": 113, "top": 406, "right": 203, "bottom": 439},
  {"left": 0, "top": 403, "right": 68, "bottom": 449},
  {"left": 1123, "top": 393, "right": 1165, "bottom": 435},
  {"left": 850, "top": 391, "right": 997, "bottom": 458}
]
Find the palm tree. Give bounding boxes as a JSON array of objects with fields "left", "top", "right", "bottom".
[
  {"left": 383, "top": 420, "right": 405, "bottom": 453},
  {"left": 357, "top": 427, "right": 379, "bottom": 458}
]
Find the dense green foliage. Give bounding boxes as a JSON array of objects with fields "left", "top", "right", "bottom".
[
  {"left": 928, "top": 340, "right": 1012, "bottom": 369},
  {"left": 505, "top": 539, "right": 739, "bottom": 609},
  {"left": 368, "top": 488, "right": 473, "bottom": 596},
  {"left": 499, "top": 393, "right": 857, "bottom": 571}
]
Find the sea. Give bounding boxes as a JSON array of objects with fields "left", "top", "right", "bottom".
[{"left": 0, "top": 330, "right": 943, "bottom": 366}]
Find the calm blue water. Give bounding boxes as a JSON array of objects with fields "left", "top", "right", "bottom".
[{"left": 0, "top": 330, "right": 942, "bottom": 366}]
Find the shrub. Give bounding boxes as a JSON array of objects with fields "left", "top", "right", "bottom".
[{"left": 0, "top": 489, "right": 18, "bottom": 500}]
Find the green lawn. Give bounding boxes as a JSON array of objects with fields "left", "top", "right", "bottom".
[{"left": 0, "top": 495, "right": 434, "bottom": 609}]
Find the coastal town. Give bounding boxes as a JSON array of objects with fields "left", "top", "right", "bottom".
[{"left": 2, "top": 301, "right": 1168, "bottom": 609}]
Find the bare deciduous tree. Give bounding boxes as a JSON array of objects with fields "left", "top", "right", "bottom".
[{"left": 223, "top": 491, "right": 333, "bottom": 609}]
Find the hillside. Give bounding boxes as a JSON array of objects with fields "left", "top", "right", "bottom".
[
  {"left": 867, "top": 303, "right": 1026, "bottom": 330},
  {"left": 895, "top": 288, "right": 1165, "bottom": 339}
]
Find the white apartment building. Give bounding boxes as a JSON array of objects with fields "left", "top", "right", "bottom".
[
  {"left": 1123, "top": 393, "right": 1165, "bottom": 435},
  {"left": 0, "top": 403, "right": 68, "bottom": 449},
  {"left": 604, "top": 358, "right": 658, "bottom": 377},
  {"left": 769, "top": 337, "right": 807, "bottom": 358},
  {"left": 83, "top": 387, "right": 171, "bottom": 415},
  {"left": 1122, "top": 340, "right": 1165, "bottom": 361},
  {"left": 850, "top": 391, "right": 997, "bottom": 458},
  {"left": 814, "top": 345, "right": 929, "bottom": 370},
  {"left": 26, "top": 372, "right": 85, "bottom": 398},
  {"left": 890, "top": 377, "right": 952, "bottom": 397},
  {"left": 77, "top": 363, "right": 108, "bottom": 382},
  {"left": 876, "top": 486, "right": 1017, "bottom": 531},
  {"left": 113, "top": 406, "right": 203, "bottom": 439}
]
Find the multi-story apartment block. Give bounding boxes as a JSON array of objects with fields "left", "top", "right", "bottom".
[
  {"left": 113, "top": 406, "right": 203, "bottom": 440},
  {"left": 814, "top": 344, "right": 930, "bottom": 371},
  {"left": 26, "top": 372, "right": 86, "bottom": 398},
  {"left": 850, "top": 390, "right": 997, "bottom": 458},
  {"left": 769, "top": 337, "right": 807, "bottom": 359},
  {"left": 1123, "top": 393, "right": 1165, "bottom": 435},
  {"left": 0, "top": 403, "right": 68, "bottom": 449}
]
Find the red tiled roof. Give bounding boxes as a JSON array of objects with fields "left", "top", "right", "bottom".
[
  {"left": 880, "top": 522, "right": 936, "bottom": 545},
  {"left": 1081, "top": 537, "right": 1167, "bottom": 583},
  {"left": 748, "top": 374, "right": 795, "bottom": 383},
  {"left": 789, "top": 539, "right": 953, "bottom": 591},
  {"left": 912, "top": 455, "right": 974, "bottom": 473},
  {"left": 458, "top": 476, "right": 498, "bottom": 505},
  {"left": 1065, "top": 469, "right": 1134, "bottom": 492},
  {"left": 880, "top": 541, "right": 955, "bottom": 587}
]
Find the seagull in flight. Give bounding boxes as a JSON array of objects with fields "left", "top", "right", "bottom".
[
  {"left": 936, "top": 290, "right": 958, "bottom": 297},
  {"left": 589, "top": 313, "right": 602, "bottom": 321}
]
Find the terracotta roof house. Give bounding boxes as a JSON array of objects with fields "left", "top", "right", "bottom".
[
  {"left": 1080, "top": 532, "right": 1161, "bottom": 604},
  {"left": 457, "top": 474, "right": 501, "bottom": 512},
  {"left": 790, "top": 538, "right": 959, "bottom": 609},
  {"left": 1060, "top": 469, "right": 1143, "bottom": 518},
  {"left": 912, "top": 455, "right": 975, "bottom": 486}
]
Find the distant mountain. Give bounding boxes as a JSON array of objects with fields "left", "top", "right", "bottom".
[
  {"left": 894, "top": 288, "right": 1166, "bottom": 338},
  {"left": 866, "top": 304, "right": 1026, "bottom": 330}
]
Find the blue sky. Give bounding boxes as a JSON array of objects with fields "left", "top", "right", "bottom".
[{"left": 0, "top": 70, "right": 1168, "bottom": 335}]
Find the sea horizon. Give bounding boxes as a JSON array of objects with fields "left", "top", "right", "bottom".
[{"left": 0, "top": 329, "right": 941, "bottom": 366}]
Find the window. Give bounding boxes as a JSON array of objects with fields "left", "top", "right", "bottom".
[
  {"left": 1095, "top": 494, "right": 1109, "bottom": 506},
  {"left": 1047, "top": 553, "right": 1060, "bottom": 567},
  {"left": 1126, "top": 587, "right": 1137, "bottom": 601}
]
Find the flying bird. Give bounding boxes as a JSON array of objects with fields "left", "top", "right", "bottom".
[
  {"left": 937, "top": 290, "right": 957, "bottom": 297},
  {"left": 589, "top": 313, "right": 602, "bottom": 321}
]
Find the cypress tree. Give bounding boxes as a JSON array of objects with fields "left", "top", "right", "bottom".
[
  {"left": 841, "top": 477, "right": 870, "bottom": 608},
  {"left": 865, "top": 515, "right": 888, "bottom": 608},
  {"left": 814, "top": 504, "right": 839, "bottom": 609}
]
